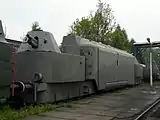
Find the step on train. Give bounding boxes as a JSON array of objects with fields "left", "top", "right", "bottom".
[{"left": 0, "top": 20, "right": 146, "bottom": 108}]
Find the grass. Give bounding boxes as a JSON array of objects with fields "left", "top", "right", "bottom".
[
  {"left": 0, "top": 104, "right": 57, "bottom": 120},
  {"left": 0, "top": 100, "right": 75, "bottom": 120}
]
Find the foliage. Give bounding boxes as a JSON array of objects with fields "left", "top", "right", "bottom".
[
  {"left": 145, "top": 48, "right": 160, "bottom": 64},
  {"left": 69, "top": 0, "right": 134, "bottom": 52},
  {"left": 31, "top": 21, "right": 42, "bottom": 31},
  {"left": 130, "top": 38, "right": 136, "bottom": 44},
  {"left": 108, "top": 24, "right": 133, "bottom": 52},
  {"left": 21, "top": 21, "right": 42, "bottom": 42},
  {"left": 0, "top": 101, "right": 76, "bottom": 120},
  {"left": 69, "top": 0, "right": 116, "bottom": 44},
  {"left": 137, "top": 47, "right": 160, "bottom": 65},
  {"left": 0, "top": 104, "right": 56, "bottom": 120},
  {"left": 152, "top": 48, "right": 160, "bottom": 65}
]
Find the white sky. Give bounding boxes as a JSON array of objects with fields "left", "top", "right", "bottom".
[{"left": 0, "top": 0, "right": 160, "bottom": 45}]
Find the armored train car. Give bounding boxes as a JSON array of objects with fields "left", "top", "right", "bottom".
[{"left": 8, "top": 29, "right": 143, "bottom": 107}]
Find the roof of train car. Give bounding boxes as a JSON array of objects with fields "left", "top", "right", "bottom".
[
  {"left": 6, "top": 38, "right": 22, "bottom": 44},
  {"left": 78, "top": 37, "right": 134, "bottom": 58}
]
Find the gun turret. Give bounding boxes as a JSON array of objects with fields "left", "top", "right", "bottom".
[
  {"left": 26, "top": 34, "right": 39, "bottom": 49},
  {"left": 17, "top": 30, "right": 61, "bottom": 53}
]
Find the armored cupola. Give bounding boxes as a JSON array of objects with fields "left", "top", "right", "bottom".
[
  {"left": 17, "top": 29, "right": 61, "bottom": 53},
  {"left": 18, "top": 22, "right": 61, "bottom": 53}
]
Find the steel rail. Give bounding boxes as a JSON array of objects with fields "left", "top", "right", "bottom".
[{"left": 134, "top": 98, "right": 160, "bottom": 120}]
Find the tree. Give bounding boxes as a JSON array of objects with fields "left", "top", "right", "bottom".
[
  {"left": 69, "top": 0, "right": 116, "bottom": 44},
  {"left": 130, "top": 38, "right": 136, "bottom": 44},
  {"left": 137, "top": 47, "right": 160, "bottom": 65},
  {"left": 31, "top": 21, "right": 42, "bottom": 31},
  {"left": 21, "top": 21, "right": 42, "bottom": 42},
  {"left": 109, "top": 24, "right": 131, "bottom": 52},
  {"left": 70, "top": 17, "right": 93, "bottom": 39},
  {"left": 149, "top": 48, "right": 160, "bottom": 65},
  {"left": 69, "top": 0, "right": 133, "bottom": 52}
]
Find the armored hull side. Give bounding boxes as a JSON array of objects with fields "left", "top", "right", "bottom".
[
  {"left": 0, "top": 20, "right": 13, "bottom": 101},
  {"left": 62, "top": 35, "right": 141, "bottom": 90},
  {"left": 0, "top": 42, "right": 12, "bottom": 100}
]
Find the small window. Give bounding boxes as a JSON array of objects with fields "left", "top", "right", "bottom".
[
  {"left": 117, "top": 60, "right": 119, "bottom": 66},
  {"left": 34, "top": 36, "right": 39, "bottom": 40},
  {"left": 44, "top": 40, "right": 47, "bottom": 44},
  {"left": 88, "top": 51, "right": 92, "bottom": 56}
]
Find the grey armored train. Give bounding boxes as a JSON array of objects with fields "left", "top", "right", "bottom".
[
  {"left": 7, "top": 27, "right": 145, "bottom": 107},
  {"left": 0, "top": 20, "right": 154, "bottom": 108}
]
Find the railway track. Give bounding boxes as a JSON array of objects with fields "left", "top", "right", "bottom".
[{"left": 134, "top": 97, "right": 160, "bottom": 120}]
